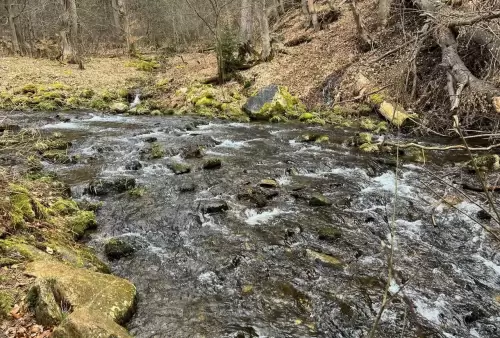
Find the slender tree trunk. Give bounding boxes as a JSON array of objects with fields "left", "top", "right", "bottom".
[
  {"left": 111, "top": 0, "right": 122, "bottom": 37},
  {"left": 260, "top": 0, "right": 272, "bottom": 61},
  {"left": 270, "top": 0, "right": 280, "bottom": 21},
  {"left": 4, "top": 0, "right": 21, "bottom": 55},
  {"left": 350, "top": 0, "right": 374, "bottom": 51},
  {"left": 307, "top": 0, "right": 319, "bottom": 31},
  {"left": 301, "top": 0, "right": 309, "bottom": 15},
  {"left": 278, "top": 0, "right": 285, "bottom": 14},
  {"left": 378, "top": 0, "right": 393, "bottom": 27}
]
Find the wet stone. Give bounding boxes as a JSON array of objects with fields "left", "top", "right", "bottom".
[
  {"left": 203, "top": 158, "right": 222, "bottom": 170},
  {"left": 168, "top": 162, "right": 191, "bottom": 175},
  {"left": 201, "top": 200, "right": 229, "bottom": 214},
  {"left": 477, "top": 210, "right": 492, "bottom": 221},
  {"left": 259, "top": 179, "right": 278, "bottom": 188},
  {"left": 86, "top": 178, "right": 136, "bottom": 196},
  {"left": 105, "top": 238, "right": 135, "bottom": 260},
  {"left": 309, "top": 193, "right": 332, "bottom": 206},
  {"left": 144, "top": 137, "right": 157, "bottom": 143},
  {"left": 179, "top": 182, "right": 197, "bottom": 193},
  {"left": 318, "top": 227, "right": 342, "bottom": 242},
  {"left": 125, "top": 160, "right": 142, "bottom": 171}
]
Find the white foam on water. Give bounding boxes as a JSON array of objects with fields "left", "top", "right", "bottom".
[
  {"left": 389, "top": 279, "right": 400, "bottom": 294},
  {"left": 276, "top": 175, "right": 291, "bottom": 186},
  {"left": 244, "top": 208, "right": 289, "bottom": 225},
  {"left": 205, "top": 150, "right": 227, "bottom": 156},
  {"left": 396, "top": 219, "right": 422, "bottom": 239},
  {"left": 87, "top": 114, "right": 130, "bottom": 122},
  {"left": 362, "top": 171, "right": 413, "bottom": 196},
  {"left": 474, "top": 254, "right": 500, "bottom": 275},
  {"left": 215, "top": 139, "right": 247, "bottom": 149},
  {"left": 41, "top": 122, "right": 82, "bottom": 130},
  {"left": 412, "top": 295, "right": 447, "bottom": 324},
  {"left": 470, "top": 328, "right": 482, "bottom": 338}
]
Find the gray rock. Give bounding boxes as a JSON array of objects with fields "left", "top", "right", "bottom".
[
  {"left": 201, "top": 200, "right": 229, "bottom": 213},
  {"left": 125, "top": 160, "right": 142, "bottom": 171},
  {"left": 203, "top": 158, "right": 222, "bottom": 170},
  {"left": 242, "top": 85, "right": 279, "bottom": 119},
  {"left": 309, "top": 193, "right": 332, "bottom": 207},
  {"left": 86, "top": 178, "right": 136, "bottom": 196}
]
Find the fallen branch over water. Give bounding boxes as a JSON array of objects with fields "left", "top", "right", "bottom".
[{"left": 379, "top": 141, "right": 500, "bottom": 152}]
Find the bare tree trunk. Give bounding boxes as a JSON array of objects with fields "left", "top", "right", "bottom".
[
  {"left": 260, "top": 0, "right": 272, "bottom": 61},
  {"left": 278, "top": 0, "right": 285, "bottom": 14},
  {"left": 378, "top": 0, "right": 393, "bottom": 27},
  {"left": 60, "top": 0, "right": 79, "bottom": 63},
  {"left": 239, "top": 0, "right": 254, "bottom": 60},
  {"left": 112, "top": 0, "right": 134, "bottom": 54},
  {"left": 270, "top": 0, "right": 280, "bottom": 21},
  {"left": 111, "top": 0, "right": 122, "bottom": 37},
  {"left": 4, "top": 0, "right": 21, "bottom": 55},
  {"left": 349, "top": 0, "right": 374, "bottom": 51},
  {"left": 307, "top": 0, "right": 319, "bottom": 31},
  {"left": 301, "top": 0, "right": 308, "bottom": 15}
]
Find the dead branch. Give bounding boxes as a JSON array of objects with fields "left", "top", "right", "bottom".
[{"left": 448, "top": 11, "right": 500, "bottom": 28}]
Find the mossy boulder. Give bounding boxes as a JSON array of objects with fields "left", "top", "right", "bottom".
[
  {"left": 356, "top": 132, "right": 373, "bottom": 145},
  {"left": 168, "top": 162, "right": 191, "bottom": 175},
  {"left": 201, "top": 200, "right": 229, "bottom": 213},
  {"left": 469, "top": 155, "right": 500, "bottom": 172},
  {"left": 243, "top": 85, "right": 306, "bottom": 120},
  {"left": 86, "top": 178, "right": 136, "bottom": 196},
  {"left": 51, "top": 199, "right": 79, "bottom": 216},
  {"left": 110, "top": 102, "right": 129, "bottom": 114},
  {"left": 150, "top": 142, "right": 165, "bottom": 159},
  {"left": 259, "top": 179, "right": 278, "bottom": 188},
  {"left": 297, "top": 133, "right": 329, "bottom": 143},
  {"left": 299, "top": 113, "right": 315, "bottom": 121},
  {"left": 67, "top": 211, "right": 97, "bottom": 239},
  {"left": 42, "top": 150, "right": 78, "bottom": 164},
  {"left": 26, "top": 261, "right": 136, "bottom": 338},
  {"left": 104, "top": 239, "right": 135, "bottom": 260},
  {"left": 9, "top": 184, "right": 36, "bottom": 226},
  {"left": 202, "top": 158, "right": 222, "bottom": 170}
]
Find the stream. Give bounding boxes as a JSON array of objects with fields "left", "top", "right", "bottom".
[{"left": 5, "top": 112, "right": 500, "bottom": 337}]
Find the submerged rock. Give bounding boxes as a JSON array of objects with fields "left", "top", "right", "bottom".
[
  {"left": 203, "top": 158, "right": 222, "bottom": 170},
  {"left": 125, "top": 160, "right": 142, "bottom": 171},
  {"left": 318, "top": 227, "right": 342, "bottom": 242},
  {"left": 201, "top": 200, "right": 229, "bottom": 213},
  {"left": 309, "top": 193, "right": 332, "bottom": 206},
  {"left": 86, "top": 178, "right": 136, "bottom": 196},
  {"left": 105, "top": 238, "right": 135, "bottom": 260},
  {"left": 306, "top": 249, "right": 342, "bottom": 267},
  {"left": 168, "top": 162, "right": 191, "bottom": 175},
  {"left": 26, "top": 261, "right": 136, "bottom": 338},
  {"left": 179, "top": 182, "right": 197, "bottom": 193}
]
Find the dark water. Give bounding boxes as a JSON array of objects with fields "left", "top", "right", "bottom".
[{"left": 4, "top": 112, "right": 500, "bottom": 338}]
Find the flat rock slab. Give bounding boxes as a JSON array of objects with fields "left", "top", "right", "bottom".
[
  {"left": 242, "top": 85, "right": 279, "bottom": 117},
  {"left": 26, "top": 261, "right": 136, "bottom": 338}
]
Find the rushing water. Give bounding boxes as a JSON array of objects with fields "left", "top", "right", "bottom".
[{"left": 5, "top": 112, "right": 500, "bottom": 337}]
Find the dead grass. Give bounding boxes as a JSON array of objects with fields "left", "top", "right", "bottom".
[{"left": 0, "top": 57, "right": 146, "bottom": 92}]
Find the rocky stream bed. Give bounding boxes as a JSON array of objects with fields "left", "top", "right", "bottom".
[{"left": 4, "top": 111, "right": 500, "bottom": 338}]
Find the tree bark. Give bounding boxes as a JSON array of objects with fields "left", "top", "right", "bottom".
[
  {"left": 260, "top": 0, "right": 272, "bottom": 61},
  {"left": 239, "top": 0, "right": 254, "bottom": 60},
  {"left": 307, "top": 0, "right": 319, "bottom": 31},
  {"left": 60, "top": 0, "right": 79, "bottom": 63},
  {"left": 413, "top": 0, "right": 500, "bottom": 112},
  {"left": 4, "top": 0, "right": 21, "bottom": 55},
  {"left": 378, "top": 0, "right": 393, "bottom": 27},
  {"left": 350, "top": 0, "right": 374, "bottom": 51}
]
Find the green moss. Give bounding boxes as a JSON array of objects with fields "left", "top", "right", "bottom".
[
  {"left": 0, "top": 291, "right": 14, "bottom": 318},
  {"left": 358, "top": 104, "right": 373, "bottom": 114},
  {"left": 90, "top": 98, "right": 108, "bottom": 110},
  {"left": 269, "top": 115, "right": 287, "bottom": 123},
  {"left": 307, "top": 118, "right": 326, "bottom": 126},
  {"left": 315, "top": 135, "right": 329, "bottom": 143},
  {"left": 34, "top": 139, "right": 69, "bottom": 152},
  {"left": 100, "top": 90, "right": 117, "bottom": 102},
  {"left": 41, "top": 91, "right": 64, "bottom": 100},
  {"left": 67, "top": 211, "right": 97, "bottom": 238},
  {"left": 150, "top": 142, "right": 165, "bottom": 159},
  {"left": 306, "top": 249, "right": 342, "bottom": 267},
  {"left": 42, "top": 150, "right": 76, "bottom": 164},
  {"left": 375, "top": 121, "right": 388, "bottom": 133},
  {"left": 357, "top": 132, "right": 373, "bottom": 144},
  {"left": 9, "top": 184, "right": 35, "bottom": 226},
  {"left": 65, "top": 96, "right": 81, "bottom": 108},
  {"left": 470, "top": 154, "right": 500, "bottom": 171},
  {"left": 21, "top": 84, "right": 38, "bottom": 94},
  {"left": 359, "top": 143, "right": 379, "bottom": 152},
  {"left": 126, "top": 59, "right": 160, "bottom": 72},
  {"left": 195, "top": 97, "right": 216, "bottom": 107},
  {"left": 117, "top": 88, "right": 130, "bottom": 98},
  {"left": 369, "top": 93, "right": 385, "bottom": 105},
  {"left": 36, "top": 101, "right": 57, "bottom": 111},
  {"left": 318, "top": 227, "right": 342, "bottom": 241},
  {"left": 360, "top": 118, "right": 377, "bottom": 131},
  {"left": 128, "top": 188, "right": 145, "bottom": 197},
  {"left": 51, "top": 199, "right": 79, "bottom": 216},
  {"left": 168, "top": 162, "right": 191, "bottom": 175},
  {"left": 79, "top": 89, "right": 95, "bottom": 99},
  {"left": 299, "top": 113, "right": 315, "bottom": 121}
]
